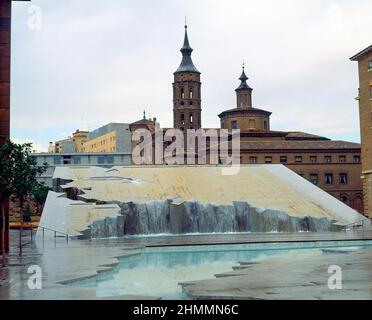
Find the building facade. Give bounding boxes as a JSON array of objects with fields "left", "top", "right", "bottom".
[
  {"left": 33, "top": 152, "right": 132, "bottom": 187},
  {"left": 52, "top": 123, "right": 131, "bottom": 154},
  {"left": 351, "top": 45, "right": 372, "bottom": 217}
]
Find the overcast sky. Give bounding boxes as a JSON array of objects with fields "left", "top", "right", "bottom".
[{"left": 10, "top": 0, "right": 372, "bottom": 151}]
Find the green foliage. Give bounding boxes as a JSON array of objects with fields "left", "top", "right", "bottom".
[
  {"left": 33, "top": 184, "right": 51, "bottom": 207},
  {"left": 0, "top": 140, "right": 48, "bottom": 208}
]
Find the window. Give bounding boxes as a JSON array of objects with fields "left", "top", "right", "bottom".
[
  {"left": 73, "top": 156, "right": 81, "bottom": 165},
  {"left": 339, "top": 173, "right": 348, "bottom": 184},
  {"left": 53, "top": 156, "right": 61, "bottom": 165},
  {"left": 189, "top": 114, "right": 193, "bottom": 124},
  {"left": 353, "top": 155, "right": 361, "bottom": 163},
  {"left": 265, "top": 156, "right": 272, "bottom": 164},
  {"left": 250, "top": 156, "right": 257, "bottom": 164},
  {"left": 310, "top": 174, "right": 319, "bottom": 185},
  {"left": 181, "top": 113, "right": 185, "bottom": 125},
  {"left": 339, "top": 155, "right": 346, "bottom": 163},
  {"left": 369, "top": 60, "right": 372, "bottom": 69},
  {"left": 248, "top": 119, "right": 256, "bottom": 130},
  {"left": 325, "top": 173, "right": 333, "bottom": 184},
  {"left": 181, "top": 88, "right": 185, "bottom": 99},
  {"left": 62, "top": 156, "right": 72, "bottom": 165},
  {"left": 280, "top": 156, "right": 288, "bottom": 164},
  {"left": 310, "top": 156, "right": 317, "bottom": 163},
  {"left": 189, "top": 88, "right": 193, "bottom": 99},
  {"left": 324, "top": 156, "right": 332, "bottom": 163},
  {"left": 107, "top": 156, "right": 114, "bottom": 164},
  {"left": 231, "top": 120, "right": 238, "bottom": 130},
  {"left": 263, "top": 121, "right": 268, "bottom": 130},
  {"left": 295, "top": 156, "right": 303, "bottom": 163},
  {"left": 97, "top": 156, "right": 105, "bottom": 164}
]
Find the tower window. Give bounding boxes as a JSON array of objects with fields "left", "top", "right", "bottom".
[
  {"left": 189, "top": 114, "right": 193, "bottom": 124},
  {"left": 189, "top": 88, "right": 193, "bottom": 99},
  {"left": 248, "top": 119, "right": 256, "bottom": 130},
  {"left": 181, "top": 113, "right": 185, "bottom": 125},
  {"left": 369, "top": 60, "right": 372, "bottom": 69},
  {"left": 181, "top": 88, "right": 185, "bottom": 99},
  {"left": 231, "top": 120, "right": 238, "bottom": 129},
  {"left": 263, "top": 121, "right": 268, "bottom": 130},
  {"left": 250, "top": 156, "right": 257, "bottom": 164}
]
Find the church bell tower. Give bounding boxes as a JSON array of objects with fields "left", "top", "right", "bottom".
[{"left": 173, "top": 24, "right": 201, "bottom": 130}]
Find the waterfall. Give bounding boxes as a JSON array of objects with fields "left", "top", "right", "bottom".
[{"left": 86, "top": 200, "right": 341, "bottom": 239}]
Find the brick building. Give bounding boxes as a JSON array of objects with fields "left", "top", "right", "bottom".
[{"left": 351, "top": 45, "right": 372, "bottom": 217}]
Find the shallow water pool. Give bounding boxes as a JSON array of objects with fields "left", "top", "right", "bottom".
[{"left": 69, "top": 240, "right": 372, "bottom": 299}]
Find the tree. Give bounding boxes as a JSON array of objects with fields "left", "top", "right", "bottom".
[
  {"left": 0, "top": 140, "right": 47, "bottom": 261},
  {"left": 33, "top": 184, "right": 51, "bottom": 209}
]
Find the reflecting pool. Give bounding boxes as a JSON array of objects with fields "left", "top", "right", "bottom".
[{"left": 69, "top": 240, "right": 372, "bottom": 299}]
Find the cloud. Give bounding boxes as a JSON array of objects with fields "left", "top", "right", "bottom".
[
  {"left": 10, "top": 0, "right": 372, "bottom": 146},
  {"left": 11, "top": 138, "right": 48, "bottom": 153}
]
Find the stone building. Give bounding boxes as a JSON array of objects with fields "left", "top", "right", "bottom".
[{"left": 351, "top": 44, "right": 372, "bottom": 217}]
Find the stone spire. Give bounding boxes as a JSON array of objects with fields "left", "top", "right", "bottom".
[{"left": 175, "top": 24, "right": 200, "bottom": 73}]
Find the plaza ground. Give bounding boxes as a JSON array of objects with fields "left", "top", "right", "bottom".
[{"left": 0, "top": 229, "right": 371, "bottom": 300}]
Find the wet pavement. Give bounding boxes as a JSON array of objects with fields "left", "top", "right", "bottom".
[{"left": 0, "top": 229, "right": 372, "bottom": 300}]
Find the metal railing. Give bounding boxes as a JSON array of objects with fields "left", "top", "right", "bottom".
[{"left": 37, "top": 226, "right": 69, "bottom": 241}]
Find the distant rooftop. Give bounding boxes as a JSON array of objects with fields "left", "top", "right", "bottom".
[
  {"left": 350, "top": 44, "right": 372, "bottom": 61},
  {"left": 240, "top": 140, "right": 360, "bottom": 151}
]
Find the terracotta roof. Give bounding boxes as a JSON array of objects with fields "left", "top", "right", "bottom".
[
  {"left": 218, "top": 107, "right": 271, "bottom": 118},
  {"left": 239, "top": 140, "right": 360, "bottom": 151},
  {"left": 285, "top": 131, "right": 329, "bottom": 140},
  {"left": 130, "top": 119, "right": 154, "bottom": 125}
]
